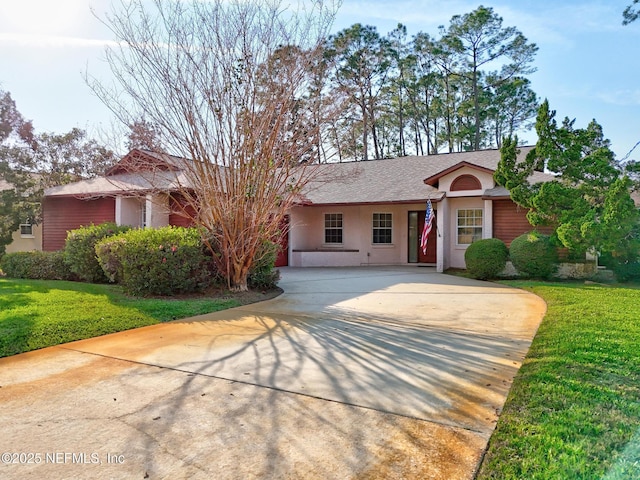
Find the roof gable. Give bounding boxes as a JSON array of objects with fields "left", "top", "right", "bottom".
[
  {"left": 105, "top": 149, "right": 182, "bottom": 176},
  {"left": 423, "top": 161, "right": 496, "bottom": 187}
]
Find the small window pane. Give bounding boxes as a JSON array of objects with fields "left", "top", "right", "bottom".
[
  {"left": 325, "top": 213, "right": 343, "bottom": 244},
  {"left": 457, "top": 209, "right": 482, "bottom": 245},
  {"left": 19, "top": 224, "right": 33, "bottom": 236},
  {"left": 372, "top": 213, "right": 392, "bottom": 244}
]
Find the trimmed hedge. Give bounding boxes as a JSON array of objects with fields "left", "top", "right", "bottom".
[
  {"left": 464, "top": 238, "right": 509, "bottom": 280},
  {"left": 510, "top": 231, "right": 559, "bottom": 279},
  {"left": 64, "top": 223, "right": 131, "bottom": 283},
  {"left": 0, "top": 251, "right": 75, "bottom": 280},
  {"left": 95, "top": 226, "right": 213, "bottom": 296}
]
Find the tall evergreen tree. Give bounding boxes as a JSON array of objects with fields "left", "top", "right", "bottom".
[
  {"left": 486, "top": 77, "right": 538, "bottom": 148},
  {"left": 327, "top": 24, "right": 391, "bottom": 160},
  {"left": 385, "top": 23, "right": 411, "bottom": 157},
  {"left": 442, "top": 6, "right": 538, "bottom": 150}
]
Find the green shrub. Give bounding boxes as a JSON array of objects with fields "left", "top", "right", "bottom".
[
  {"left": 609, "top": 260, "right": 640, "bottom": 282},
  {"left": 96, "top": 226, "right": 214, "bottom": 296},
  {"left": 599, "top": 252, "right": 640, "bottom": 282},
  {"left": 248, "top": 240, "right": 281, "bottom": 290},
  {"left": 510, "top": 231, "right": 559, "bottom": 279},
  {"left": 64, "top": 223, "right": 131, "bottom": 283},
  {"left": 0, "top": 251, "right": 75, "bottom": 280},
  {"left": 464, "top": 238, "right": 509, "bottom": 280}
]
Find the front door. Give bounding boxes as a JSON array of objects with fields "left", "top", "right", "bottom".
[{"left": 408, "top": 210, "right": 437, "bottom": 264}]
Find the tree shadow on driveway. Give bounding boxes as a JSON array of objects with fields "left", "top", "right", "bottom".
[{"left": 0, "top": 268, "right": 544, "bottom": 479}]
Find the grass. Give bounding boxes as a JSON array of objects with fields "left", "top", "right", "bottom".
[
  {"left": 0, "top": 278, "right": 253, "bottom": 358},
  {"left": 477, "top": 281, "right": 640, "bottom": 480}
]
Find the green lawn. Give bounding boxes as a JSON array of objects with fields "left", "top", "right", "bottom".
[
  {"left": 477, "top": 281, "right": 640, "bottom": 479},
  {"left": 0, "top": 278, "right": 241, "bottom": 358}
]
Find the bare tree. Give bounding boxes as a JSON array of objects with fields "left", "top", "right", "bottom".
[{"left": 88, "top": 0, "right": 340, "bottom": 291}]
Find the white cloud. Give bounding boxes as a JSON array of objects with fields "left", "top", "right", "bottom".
[
  {"left": 0, "top": 32, "right": 117, "bottom": 49},
  {"left": 595, "top": 89, "right": 640, "bottom": 107}
]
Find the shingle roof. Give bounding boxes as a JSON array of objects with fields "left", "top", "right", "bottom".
[
  {"left": 483, "top": 170, "right": 557, "bottom": 198},
  {"left": 300, "top": 146, "right": 541, "bottom": 205},
  {"left": 44, "top": 170, "right": 188, "bottom": 197},
  {"left": 44, "top": 145, "right": 555, "bottom": 203}
]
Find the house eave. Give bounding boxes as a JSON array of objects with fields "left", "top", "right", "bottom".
[
  {"left": 44, "top": 190, "right": 150, "bottom": 200},
  {"left": 293, "top": 194, "right": 446, "bottom": 208},
  {"left": 482, "top": 194, "right": 512, "bottom": 200}
]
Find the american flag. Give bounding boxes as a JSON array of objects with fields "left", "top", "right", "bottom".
[{"left": 420, "top": 198, "right": 434, "bottom": 255}]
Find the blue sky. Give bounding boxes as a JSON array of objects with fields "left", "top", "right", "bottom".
[{"left": 1, "top": 0, "right": 638, "bottom": 159}]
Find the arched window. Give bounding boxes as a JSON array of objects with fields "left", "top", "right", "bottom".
[{"left": 450, "top": 174, "right": 481, "bottom": 191}]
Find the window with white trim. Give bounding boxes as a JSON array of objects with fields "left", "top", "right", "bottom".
[
  {"left": 19, "top": 223, "right": 33, "bottom": 237},
  {"left": 372, "top": 213, "right": 392, "bottom": 244},
  {"left": 457, "top": 209, "right": 483, "bottom": 245},
  {"left": 324, "top": 213, "right": 343, "bottom": 244}
]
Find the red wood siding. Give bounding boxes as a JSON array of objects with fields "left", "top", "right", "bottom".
[
  {"left": 493, "top": 199, "right": 554, "bottom": 247},
  {"left": 43, "top": 197, "right": 115, "bottom": 251},
  {"left": 168, "top": 194, "right": 195, "bottom": 227},
  {"left": 492, "top": 199, "right": 532, "bottom": 247},
  {"left": 451, "top": 174, "right": 481, "bottom": 191},
  {"left": 169, "top": 212, "right": 193, "bottom": 227}
]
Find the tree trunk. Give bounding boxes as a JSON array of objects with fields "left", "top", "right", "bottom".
[
  {"left": 473, "top": 64, "right": 480, "bottom": 151},
  {"left": 359, "top": 94, "right": 368, "bottom": 161},
  {"left": 230, "top": 259, "right": 251, "bottom": 292},
  {"left": 397, "top": 86, "right": 405, "bottom": 156},
  {"left": 231, "top": 276, "right": 249, "bottom": 292}
]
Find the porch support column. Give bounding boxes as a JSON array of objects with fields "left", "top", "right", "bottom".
[
  {"left": 483, "top": 199, "right": 493, "bottom": 239},
  {"left": 145, "top": 195, "right": 152, "bottom": 228},
  {"left": 436, "top": 197, "right": 447, "bottom": 273},
  {"left": 115, "top": 196, "right": 123, "bottom": 226}
]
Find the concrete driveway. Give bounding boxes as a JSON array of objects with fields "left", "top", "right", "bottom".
[{"left": 0, "top": 267, "right": 545, "bottom": 479}]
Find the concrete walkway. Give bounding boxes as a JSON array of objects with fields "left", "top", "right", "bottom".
[{"left": 0, "top": 267, "right": 546, "bottom": 479}]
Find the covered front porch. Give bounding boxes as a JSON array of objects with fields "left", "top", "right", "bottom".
[{"left": 287, "top": 202, "right": 444, "bottom": 270}]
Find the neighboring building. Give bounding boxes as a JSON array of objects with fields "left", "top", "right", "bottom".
[
  {"left": 42, "top": 149, "right": 190, "bottom": 251},
  {"left": 0, "top": 179, "right": 43, "bottom": 254},
  {"left": 43, "top": 147, "right": 554, "bottom": 271}
]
